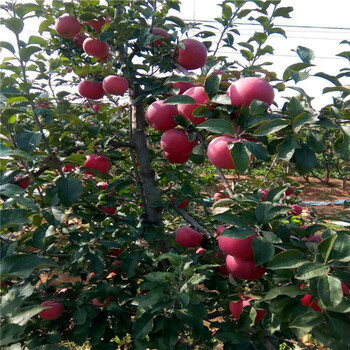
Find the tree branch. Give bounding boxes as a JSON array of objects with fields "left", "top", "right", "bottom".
[{"left": 175, "top": 208, "right": 211, "bottom": 238}]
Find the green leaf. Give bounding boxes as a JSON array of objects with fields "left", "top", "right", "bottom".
[
  {"left": 0, "top": 323, "right": 24, "bottom": 346},
  {"left": 5, "top": 18, "right": 24, "bottom": 34},
  {"left": 0, "top": 254, "right": 57, "bottom": 278},
  {"left": 245, "top": 141, "right": 270, "bottom": 160},
  {"left": 164, "top": 95, "right": 196, "bottom": 105},
  {"left": 273, "top": 6, "right": 293, "bottom": 18},
  {"left": 0, "top": 41, "right": 15, "bottom": 54},
  {"left": 0, "top": 209, "right": 30, "bottom": 229},
  {"left": 295, "top": 263, "right": 330, "bottom": 280},
  {"left": 254, "top": 119, "right": 289, "bottom": 136},
  {"left": 0, "top": 184, "right": 25, "bottom": 197},
  {"left": 296, "top": 46, "right": 315, "bottom": 63},
  {"left": 250, "top": 100, "right": 268, "bottom": 115},
  {"left": 317, "top": 275, "right": 343, "bottom": 307},
  {"left": 222, "top": 4, "right": 233, "bottom": 19},
  {"left": 323, "top": 86, "right": 350, "bottom": 94},
  {"left": 0, "top": 144, "right": 31, "bottom": 160},
  {"left": 314, "top": 72, "right": 341, "bottom": 86},
  {"left": 318, "top": 235, "right": 337, "bottom": 263},
  {"left": 231, "top": 142, "right": 250, "bottom": 173},
  {"left": 205, "top": 74, "right": 220, "bottom": 98},
  {"left": 255, "top": 202, "right": 290, "bottom": 224},
  {"left": 19, "top": 46, "right": 41, "bottom": 62},
  {"left": 265, "top": 285, "right": 304, "bottom": 300},
  {"left": 213, "top": 212, "right": 246, "bottom": 226},
  {"left": 283, "top": 62, "right": 314, "bottom": 81},
  {"left": 287, "top": 97, "right": 304, "bottom": 118},
  {"left": 329, "top": 233, "right": 350, "bottom": 262},
  {"left": 221, "top": 226, "right": 256, "bottom": 239},
  {"left": 133, "top": 312, "right": 154, "bottom": 340},
  {"left": 16, "top": 131, "right": 41, "bottom": 153},
  {"left": 289, "top": 305, "right": 322, "bottom": 329},
  {"left": 9, "top": 305, "right": 45, "bottom": 326},
  {"left": 293, "top": 145, "right": 317, "bottom": 174},
  {"left": 268, "top": 250, "right": 308, "bottom": 270},
  {"left": 307, "top": 131, "right": 326, "bottom": 153},
  {"left": 211, "top": 94, "right": 232, "bottom": 105},
  {"left": 1, "top": 284, "right": 33, "bottom": 314},
  {"left": 252, "top": 237, "right": 275, "bottom": 265},
  {"left": 196, "top": 119, "right": 235, "bottom": 134},
  {"left": 265, "top": 187, "right": 288, "bottom": 202},
  {"left": 56, "top": 177, "right": 83, "bottom": 206},
  {"left": 292, "top": 113, "right": 318, "bottom": 133},
  {"left": 277, "top": 135, "right": 301, "bottom": 161}
]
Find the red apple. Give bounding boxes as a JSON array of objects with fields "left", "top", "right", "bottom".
[
  {"left": 101, "top": 206, "right": 116, "bottom": 215},
  {"left": 39, "top": 301, "right": 64, "bottom": 320},
  {"left": 110, "top": 260, "right": 121, "bottom": 273},
  {"left": 227, "top": 77, "right": 274, "bottom": 107},
  {"left": 73, "top": 33, "right": 88, "bottom": 48},
  {"left": 255, "top": 309, "right": 267, "bottom": 322},
  {"left": 259, "top": 189, "right": 269, "bottom": 201},
  {"left": 207, "top": 136, "right": 240, "bottom": 169},
  {"left": 171, "top": 81, "right": 198, "bottom": 95},
  {"left": 161, "top": 129, "right": 198, "bottom": 154},
  {"left": 86, "top": 18, "right": 111, "bottom": 33},
  {"left": 55, "top": 15, "right": 81, "bottom": 39},
  {"left": 290, "top": 204, "right": 303, "bottom": 216},
  {"left": 218, "top": 233, "right": 257, "bottom": 260},
  {"left": 215, "top": 225, "right": 229, "bottom": 237},
  {"left": 229, "top": 298, "right": 252, "bottom": 320},
  {"left": 15, "top": 175, "right": 31, "bottom": 189},
  {"left": 78, "top": 80, "right": 104, "bottom": 100},
  {"left": 219, "top": 265, "right": 230, "bottom": 276},
  {"left": 213, "top": 193, "right": 229, "bottom": 201},
  {"left": 196, "top": 247, "right": 206, "bottom": 254},
  {"left": 164, "top": 151, "right": 191, "bottom": 164},
  {"left": 177, "top": 86, "right": 209, "bottom": 125},
  {"left": 83, "top": 38, "right": 109, "bottom": 58},
  {"left": 92, "top": 296, "right": 113, "bottom": 307},
  {"left": 302, "top": 235, "right": 323, "bottom": 243},
  {"left": 285, "top": 186, "right": 295, "bottom": 196},
  {"left": 93, "top": 104, "right": 101, "bottom": 111},
  {"left": 341, "top": 281, "right": 350, "bottom": 295},
  {"left": 170, "top": 198, "right": 190, "bottom": 209},
  {"left": 226, "top": 255, "right": 266, "bottom": 280},
  {"left": 146, "top": 100, "right": 178, "bottom": 130},
  {"left": 176, "top": 38, "right": 207, "bottom": 70},
  {"left": 109, "top": 248, "right": 123, "bottom": 257},
  {"left": 102, "top": 75, "right": 129, "bottom": 95},
  {"left": 175, "top": 226, "right": 203, "bottom": 247},
  {"left": 97, "top": 181, "right": 108, "bottom": 190},
  {"left": 301, "top": 294, "right": 323, "bottom": 312},
  {"left": 62, "top": 164, "right": 75, "bottom": 172},
  {"left": 152, "top": 27, "right": 169, "bottom": 47},
  {"left": 84, "top": 154, "right": 111, "bottom": 175}
]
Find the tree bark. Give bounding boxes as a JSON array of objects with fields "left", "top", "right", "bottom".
[{"left": 130, "top": 84, "right": 168, "bottom": 252}]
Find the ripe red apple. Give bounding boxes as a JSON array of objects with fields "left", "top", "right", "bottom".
[
  {"left": 146, "top": 100, "right": 178, "bottom": 130},
  {"left": 86, "top": 18, "right": 111, "bottom": 33},
  {"left": 229, "top": 298, "right": 252, "bottom": 320},
  {"left": 62, "top": 164, "right": 75, "bottom": 172},
  {"left": 102, "top": 75, "right": 129, "bottom": 96},
  {"left": 171, "top": 81, "right": 197, "bottom": 95},
  {"left": 92, "top": 296, "right": 113, "bottom": 307},
  {"left": 175, "top": 226, "right": 203, "bottom": 247},
  {"left": 161, "top": 129, "right": 198, "bottom": 154},
  {"left": 215, "top": 225, "right": 229, "bottom": 237},
  {"left": 226, "top": 255, "right": 266, "bottom": 280},
  {"left": 302, "top": 235, "right": 323, "bottom": 243},
  {"left": 169, "top": 197, "right": 190, "bottom": 209},
  {"left": 83, "top": 38, "right": 110, "bottom": 58},
  {"left": 341, "top": 281, "right": 350, "bottom": 295},
  {"left": 109, "top": 248, "right": 123, "bottom": 257},
  {"left": 101, "top": 206, "right": 116, "bottom": 215},
  {"left": 218, "top": 233, "right": 257, "bottom": 260},
  {"left": 55, "top": 15, "right": 81, "bottom": 39},
  {"left": 285, "top": 186, "right": 295, "bottom": 196},
  {"left": 97, "top": 181, "right": 108, "bottom": 190},
  {"left": 176, "top": 38, "right": 207, "bottom": 70},
  {"left": 152, "top": 27, "right": 169, "bottom": 47},
  {"left": 15, "top": 175, "right": 31, "bottom": 189},
  {"left": 78, "top": 80, "right": 104, "bottom": 100},
  {"left": 164, "top": 151, "right": 191, "bottom": 164},
  {"left": 39, "top": 301, "right": 64, "bottom": 320},
  {"left": 290, "top": 204, "right": 303, "bottom": 216},
  {"left": 196, "top": 247, "right": 206, "bottom": 254},
  {"left": 219, "top": 265, "right": 230, "bottom": 276},
  {"left": 207, "top": 136, "right": 240, "bottom": 169},
  {"left": 110, "top": 260, "right": 122, "bottom": 273},
  {"left": 177, "top": 86, "right": 209, "bottom": 125},
  {"left": 301, "top": 294, "right": 323, "bottom": 312},
  {"left": 84, "top": 154, "right": 111, "bottom": 175},
  {"left": 213, "top": 192, "right": 229, "bottom": 201},
  {"left": 73, "top": 33, "right": 87, "bottom": 48},
  {"left": 93, "top": 104, "right": 101, "bottom": 111},
  {"left": 259, "top": 189, "right": 269, "bottom": 201},
  {"left": 255, "top": 309, "right": 267, "bottom": 322},
  {"left": 227, "top": 77, "right": 274, "bottom": 107}
]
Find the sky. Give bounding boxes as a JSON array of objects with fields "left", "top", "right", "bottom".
[{"left": 1, "top": 0, "right": 349, "bottom": 110}]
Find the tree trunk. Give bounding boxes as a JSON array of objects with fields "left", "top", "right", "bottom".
[{"left": 130, "top": 84, "right": 168, "bottom": 252}]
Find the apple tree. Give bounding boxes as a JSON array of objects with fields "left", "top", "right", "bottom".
[{"left": 0, "top": 1, "right": 349, "bottom": 349}]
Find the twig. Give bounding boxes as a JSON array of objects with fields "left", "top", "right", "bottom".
[
  {"left": 175, "top": 208, "right": 211, "bottom": 238},
  {"left": 216, "top": 168, "right": 234, "bottom": 198}
]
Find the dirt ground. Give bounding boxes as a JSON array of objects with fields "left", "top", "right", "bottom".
[{"left": 212, "top": 176, "right": 349, "bottom": 218}]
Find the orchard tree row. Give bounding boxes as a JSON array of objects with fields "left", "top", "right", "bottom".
[{"left": 0, "top": 1, "right": 349, "bottom": 349}]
